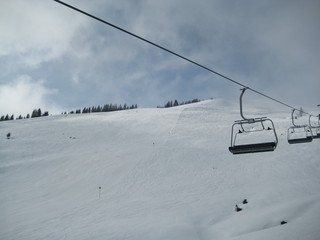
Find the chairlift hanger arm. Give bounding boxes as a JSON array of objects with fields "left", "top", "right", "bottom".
[
  {"left": 309, "top": 115, "right": 311, "bottom": 127},
  {"left": 309, "top": 115, "right": 315, "bottom": 128},
  {"left": 239, "top": 88, "right": 247, "bottom": 121},
  {"left": 239, "top": 87, "right": 256, "bottom": 122},
  {"left": 291, "top": 109, "right": 296, "bottom": 126}
]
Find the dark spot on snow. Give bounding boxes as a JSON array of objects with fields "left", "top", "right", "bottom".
[{"left": 235, "top": 205, "right": 242, "bottom": 212}]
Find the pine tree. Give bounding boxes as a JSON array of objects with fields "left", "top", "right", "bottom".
[
  {"left": 102, "top": 104, "right": 108, "bottom": 112},
  {"left": 165, "top": 101, "right": 172, "bottom": 108},
  {"left": 31, "top": 109, "right": 38, "bottom": 118}
]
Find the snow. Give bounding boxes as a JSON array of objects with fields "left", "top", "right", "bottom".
[{"left": 1, "top": 99, "right": 319, "bottom": 240}]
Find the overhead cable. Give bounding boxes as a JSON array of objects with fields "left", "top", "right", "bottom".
[{"left": 53, "top": 0, "right": 315, "bottom": 116}]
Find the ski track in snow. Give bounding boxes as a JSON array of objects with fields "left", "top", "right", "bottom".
[{"left": 0, "top": 99, "right": 320, "bottom": 240}]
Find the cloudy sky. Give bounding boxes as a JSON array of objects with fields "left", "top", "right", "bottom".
[{"left": 1, "top": 0, "right": 319, "bottom": 116}]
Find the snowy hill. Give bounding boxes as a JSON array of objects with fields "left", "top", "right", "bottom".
[{"left": 1, "top": 99, "right": 319, "bottom": 240}]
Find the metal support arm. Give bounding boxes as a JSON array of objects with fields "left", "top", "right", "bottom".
[{"left": 240, "top": 88, "right": 251, "bottom": 121}]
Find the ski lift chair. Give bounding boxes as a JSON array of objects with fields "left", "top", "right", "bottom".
[
  {"left": 315, "top": 127, "right": 320, "bottom": 139},
  {"left": 308, "top": 115, "right": 320, "bottom": 139},
  {"left": 287, "top": 109, "right": 313, "bottom": 144},
  {"left": 229, "top": 88, "right": 278, "bottom": 154},
  {"left": 317, "top": 114, "right": 320, "bottom": 138}
]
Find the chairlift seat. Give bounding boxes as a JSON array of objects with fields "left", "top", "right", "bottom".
[
  {"left": 288, "top": 136, "right": 313, "bottom": 144},
  {"left": 229, "top": 141, "right": 277, "bottom": 155},
  {"left": 229, "top": 88, "right": 278, "bottom": 155}
]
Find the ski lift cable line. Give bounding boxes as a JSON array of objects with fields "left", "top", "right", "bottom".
[{"left": 53, "top": 0, "right": 314, "bottom": 117}]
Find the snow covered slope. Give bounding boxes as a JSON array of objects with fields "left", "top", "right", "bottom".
[{"left": 1, "top": 99, "right": 319, "bottom": 240}]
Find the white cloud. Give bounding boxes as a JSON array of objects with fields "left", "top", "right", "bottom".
[
  {"left": 0, "top": 75, "right": 61, "bottom": 116},
  {"left": 0, "top": 0, "right": 89, "bottom": 68}
]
